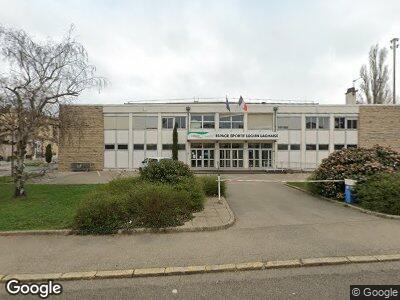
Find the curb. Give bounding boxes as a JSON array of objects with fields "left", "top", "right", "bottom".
[
  {"left": 285, "top": 183, "right": 400, "bottom": 220},
  {"left": 0, "top": 197, "right": 235, "bottom": 236},
  {"left": 1, "top": 253, "right": 399, "bottom": 283}
]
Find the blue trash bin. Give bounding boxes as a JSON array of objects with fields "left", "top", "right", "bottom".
[{"left": 344, "top": 179, "right": 356, "bottom": 203}]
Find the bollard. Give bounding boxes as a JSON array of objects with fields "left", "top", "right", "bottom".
[
  {"left": 344, "top": 179, "right": 356, "bottom": 204},
  {"left": 217, "top": 175, "right": 221, "bottom": 201}
]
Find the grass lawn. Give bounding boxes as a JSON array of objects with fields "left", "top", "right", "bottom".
[
  {"left": 286, "top": 181, "right": 312, "bottom": 192},
  {"left": 0, "top": 183, "right": 101, "bottom": 231}
]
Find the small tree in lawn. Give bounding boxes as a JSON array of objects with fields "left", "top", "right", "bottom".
[
  {"left": 0, "top": 25, "right": 106, "bottom": 197},
  {"left": 45, "top": 144, "right": 52, "bottom": 163},
  {"left": 172, "top": 122, "right": 178, "bottom": 160}
]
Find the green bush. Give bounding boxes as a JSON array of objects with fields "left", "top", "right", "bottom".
[
  {"left": 73, "top": 176, "right": 204, "bottom": 233},
  {"left": 73, "top": 191, "right": 129, "bottom": 234},
  {"left": 355, "top": 172, "right": 400, "bottom": 215},
  {"left": 310, "top": 146, "right": 400, "bottom": 200},
  {"left": 139, "top": 159, "right": 194, "bottom": 184},
  {"left": 198, "top": 176, "right": 226, "bottom": 197},
  {"left": 175, "top": 178, "right": 205, "bottom": 211},
  {"left": 45, "top": 144, "right": 52, "bottom": 163}
]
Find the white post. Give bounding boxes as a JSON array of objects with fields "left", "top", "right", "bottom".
[{"left": 217, "top": 175, "right": 221, "bottom": 201}]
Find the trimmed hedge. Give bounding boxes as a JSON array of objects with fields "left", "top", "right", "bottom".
[
  {"left": 198, "top": 176, "right": 226, "bottom": 197},
  {"left": 310, "top": 146, "right": 400, "bottom": 200},
  {"left": 355, "top": 172, "right": 400, "bottom": 215},
  {"left": 73, "top": 177, "right": 205, "bottom": 234},
  {"left": 139, "top": 159, "right": 194, "bottom": 184}
]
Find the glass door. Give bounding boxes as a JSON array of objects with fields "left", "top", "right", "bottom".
[{"left": 219, "top": 143, "right": 243, "bottom": 168}]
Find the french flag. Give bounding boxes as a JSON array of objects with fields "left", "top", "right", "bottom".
[{"left": 238, "top": 96, "right": 248, "bottom": 112}]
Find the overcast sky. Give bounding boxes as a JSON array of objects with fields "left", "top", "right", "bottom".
[{"left": 1, "top": 0, "right": 399, "bottom": 104}]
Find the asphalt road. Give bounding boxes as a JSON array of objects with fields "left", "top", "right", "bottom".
[
  {"left": 2, "top": 261, "right": 400, "bottom": 299},
  {"left": 1, "top": 175, "right": 400, "bottom": 275}
]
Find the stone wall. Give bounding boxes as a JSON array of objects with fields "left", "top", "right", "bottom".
[
  {"left": 58, "top": 105, "right": 104, "bottom": 171},
  {"left": 358, "top": 106, "right": 400, "bottom": 152}
]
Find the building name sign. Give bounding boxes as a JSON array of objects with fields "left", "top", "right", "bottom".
[{"left": 187, "top": 130, "right": 279, "bottom": 141}]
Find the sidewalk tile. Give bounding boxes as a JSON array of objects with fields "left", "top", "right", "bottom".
[
  {"left": 265, "top": 259, "right": 301, "bottom": 269},
  {"left": 236, "top": 262, "right": 264, "bottom": 271},
  {"left": 205, "top": 264, "right": 236, "bottom": 272},
  {"left": 301, "top": 257, "right": 349, "bottom": 266},
  {"left": 374, "top": 254, "right": 400, "bottom": 262},
  {"left": 134, "top": 267, "right": 165, "bottom": 277},
  {"left": 61, "top": 271, "right": 97, "bottom": 280},
  {"left": 347, "top": 255, "right": 378, "bottom": 263},
  {"left": 95, "top": 269, "right": 134, "bottom": 279}
]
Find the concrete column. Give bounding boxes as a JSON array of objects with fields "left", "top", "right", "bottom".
[
  {"left": 157, "top": 113, "right": 162, "bottom": 157},
  {"left": 243, "top": 142, "right": 249, "bottom": 169},
  {"left": 300, "top": 114, "right": 306, "bottom": 170},
  {"left": 329, "top": 114, "right": 334, "bottom": 152}
]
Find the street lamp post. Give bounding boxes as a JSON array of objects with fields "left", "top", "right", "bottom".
[{"left": 390, "top": 38, "right": 399, "bottom": 104}]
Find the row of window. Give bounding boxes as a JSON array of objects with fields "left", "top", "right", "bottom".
[
  {"left": 105, "top": 115, "right": 358, "bottom": 130},
  {"left": 277, "top": 144, "right": 357, "bottom": 151},
  {"left": 104, "top": 144, "right": 186, "bottom": 150}
]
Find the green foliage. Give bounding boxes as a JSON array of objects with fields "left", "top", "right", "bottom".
[
  {"left": 310, "top": 146, "right": 400, "bottom": 200},
  {"left": 174, "top": 178, "right": 205, "bottom": 211},
  {"left": 139, "top": 159, "right": 194, "bottom": 184},
  {"left": 172, "top": 123, "right": 178, "bottom": 160},
  {"left": 45, "top": 144, "right": 52, "bottom": 163},
  {"left": 73, "top": 176, "right": 205, "bottom": 234},
  {"left": 198, "top": 176, "right": 226, "bottom": 197},
  {"left": 355, "top": 172, "right": 400, "bottom": 215}
]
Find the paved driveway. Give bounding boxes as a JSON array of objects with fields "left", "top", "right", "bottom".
[{"left": 1, "top": 174, "right": 400, "bottom": 275}]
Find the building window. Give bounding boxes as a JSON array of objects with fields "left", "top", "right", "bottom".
[
  {"left": 318, "top": 144, "right": 329, "bottom": 151},
  {"left": 190, "top": 114, "right": 215, "bottom": 129},
  {"left": 277, "top": 116, "right": 301, "bottom": 130},
  {"left": 191, "top": 143, "right": 215, "bottom": 168},
  {"left": 318, "top": 117, "right": 330, "bottom": 130},
  {"left": 219, "top": 114, "right": 244, "bottom": 129},
  {"left": 347, "top": 144, "right": 357, "bottom": 149},
  {"left": 133, "top": 144, "right": 144, "bottom": 150},
  {"left": 162, "top": 144, "right": 173, "bottom": 150},
  {"left": 278, "top": 144, "right": 288, "bottom": 150},
  {"left": 290, "top": 144, "right": 301, "bottom": 150},
  {"left": 117, "top": 144, "right": 128, "bottom": 150},
  {"left": 347, "top": 119, "right": 358, "bottom": 129},
  {"left": 105, "top": 144, "right": 115, "bottom": 150},
  {"left": 132, "top": 116, "right": 158, "bottom": 130},
  {"left": 334, "top": 144, "right": 345, "bottom": 150},
  {"left": 162, "top": 116, "right": 186, "bottom": 129},
  {"left": 178, "top": 144, "right": 186, "bottom": 150},
  {"left": 306, "top": 144, "right": 317, "bottom": 150},
  {"left": 305, "top": 117, "right": 317, "bottom": 129},
  {"left": 146, "top": 144, "right": 157, "bottom": 150},
  {"left": 334, "top": 117, "right": 346, "bottom": 129}
]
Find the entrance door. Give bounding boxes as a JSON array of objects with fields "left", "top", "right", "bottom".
[
  {"left": 190, "top": 143, "right": 215, "bottom": 168},
  {"left": 248, "top": 143, "right": 273, "bottom": 168},
  {"left": 219, "top": 143, "right": 244, "bottom": 168}
]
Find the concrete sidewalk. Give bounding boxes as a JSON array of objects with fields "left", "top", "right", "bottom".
[{"left": 1, "top": 178, "right": 400, "bottom": 275}]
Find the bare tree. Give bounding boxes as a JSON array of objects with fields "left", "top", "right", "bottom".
[
  {"left": 359, "top": 44, "right": 391, "bottom": 104},
  {"left": 0, "top": 25, "right": 107, "bottom": 197}
]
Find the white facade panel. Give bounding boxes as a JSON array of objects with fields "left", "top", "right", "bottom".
[
  {"left": 318, "top": 131, "right": 330, "bottom": 144},
  {"left": 133, "top": 151, "right": 144, "bottom": 169},
  {"left": 116, "top": 130, "right": 129, "bottom": 143},
  {"left": 288, "top": 131, "right": 301, "bottom": 144},
  {"left": 305, "top": 152, "right": 317, "bottom": 169},
  {"left": 289, "top": 151, "right": 301, "bottom": 169},
  {"left": 346, "top": 130, "right": 358, "bottom": 144},
  {"left": 104, "top": 151, "right": 116, "bottom": 168},
  {"left": 116, "top": 151, "right": 129, "bottom": 168},
  {"left": 104, "top": 130, "right": 116, "bottom": 144},
  {"left": 305, "top": 131, "right": 317, "bottom": 144},
  {"left": 133, "top": 130, "right": 145, "bottom": 143},
  {"left": 277, "top": 151, "right": 289, "bottom": 168},
  {"left": 161, "top": 150, "right": 172, "bottom": 158},
  {"left": 333, "top": 131, "right": 346, "bottom": 144},
  {"left": 278, "top": 131, "right": 289, "bottom": 143},
  {"left": 146, "top": 130, "right": 158, "bottom": 143}
]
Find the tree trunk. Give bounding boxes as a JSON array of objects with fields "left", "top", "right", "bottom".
[{"left": 14, "top": 136, "right": 27, "bottom": 198}]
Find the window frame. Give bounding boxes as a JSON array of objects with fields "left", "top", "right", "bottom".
[
  {"left": 190, "top": 114, "right": 215, "bottom": 129},
  {"left": 219, "top": 114, "right": 244, "bottom": 129}
]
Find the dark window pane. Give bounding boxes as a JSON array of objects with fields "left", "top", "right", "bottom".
[
  {"left": 177, "top": 144, "right": 186, "bottom": 150},
  {"left": 191, "top": 143, "right": 202, "bottom": 148},
  {"left": 146, "top": 144, "right": 157, "bottom": 150},
  {"left": 347, "top": 144, "right": 357, "bottom": 149},
  {"left": 203, "top": 143, "right": 215, "bottom": 148},
  {"left": 290, "top": 144, "right": 300, "bottom": 150},
  {"left": 191, "top": 115, "right": 202, "bottom": 121},
  {"left": 334, "top": 144, "right": 345, "bottom": 150},
  {"left": 162, "top": 144, "right": 173, "bottom": 150},
  {"left": 232, "top": 115, "right": 244, "bottom": 121},
  {"left": 105, "top": 144, "right": 115, "bottom": 150},
  {"left": 261, "top": 143, "right": 273, "bottom": 149},
  {"left": 219, "top": 122, "right": 231, "bottom": 129},
  {"left": 278, "top": 144, "right": 288, "bottom": 150},
  {"left": 306, "top": 144, "right": 317, "bottom": 150},
  {"left": 133, "top": 144, "right": 144, "bottom": 150},
  {"left": 203, "top": 122, "right": 215, "bottom": 128},
  {"left": 335, "top": 117, "right": 345, "bottom": 129},
  {"left": 318, "top": 144, "right": 329, "bottom": 151},
  {"left": 117, "top": 144, "right": 128, "bottom": 150}
]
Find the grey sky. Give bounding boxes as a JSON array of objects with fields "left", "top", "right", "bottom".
[{"left": 1, "top": 0, "right": 399, "bottom": 104}]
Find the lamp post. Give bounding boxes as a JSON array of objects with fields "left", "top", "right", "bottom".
[{"left": 390, "top": 38, "right": 399, "bottom": 104}]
